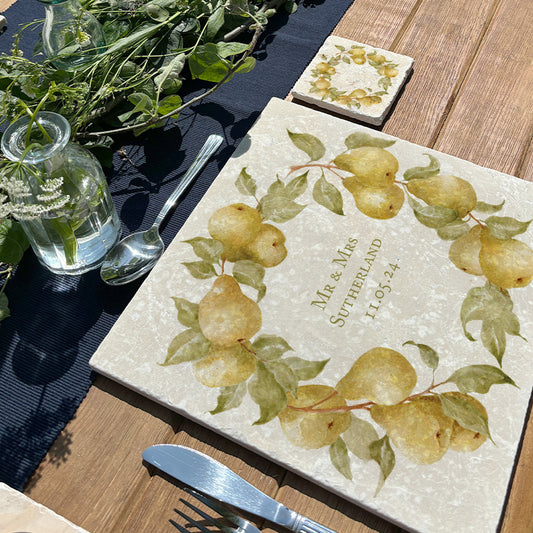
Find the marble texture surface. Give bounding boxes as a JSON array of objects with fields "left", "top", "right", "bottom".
[
  {"left": 90, "top": 98, "right": 533, "bottom": 533},
  {"left": 0, "top": 483, "right": 89, "bottom": 532},
  {"left": 292, "top": 36, "right": 413, "bottom": 125}
]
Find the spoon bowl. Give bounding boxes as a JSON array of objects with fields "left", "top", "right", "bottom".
[{"left": 100, "top": 134, "right": 223, "bottom": 286}]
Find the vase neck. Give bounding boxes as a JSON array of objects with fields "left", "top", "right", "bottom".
[{"left": 1, "top": 112, "right": 71, "bottom": 164}]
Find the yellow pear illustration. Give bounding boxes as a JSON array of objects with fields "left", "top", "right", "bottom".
[
  {"left": 243, "top": 223, "right": 287, "bottom": 267},
  {"left": 443, "top": 392, "right": 487, "bottom": 453},
  {"left": 193, "top": 341, "right": 256, "bottom": 388},
  {"left": 208, "top": 203, "right": 262, "bottom": 260},
  {"left": 406, "top": 174, "right": 477, "bottom": 217},
  {"left": 479, "top": 228, "right": 533, "bottom": 288},
  {"left": 334, "top": 146, "right": 399, "bottom": 187},
  {"left": 198, "top": 275, "right": 262, "bottom": 346},
  {"left": 371, "top": 396, "right": 454, "bottom": 464},
  {"left": 278, "top": 385, "right": 351, "bottom": 449},
  {"left": 336, "top": 347, "right": 417, "bottom": 405},
  {"left": 343, "top": 176, "right": 404, "bottom": 219},
  {"left": 448, "top": 225, "right": 483, "bottom": 276}
]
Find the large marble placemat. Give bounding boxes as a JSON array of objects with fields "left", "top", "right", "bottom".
[{"left": 90, "top": 98, "right": 533, "bottom": 533}]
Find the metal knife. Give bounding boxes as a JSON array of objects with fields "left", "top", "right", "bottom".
[{"left": 142, "top": 444, "right": 337, "bottom": 533}]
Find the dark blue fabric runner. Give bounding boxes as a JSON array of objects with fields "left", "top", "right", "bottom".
[{"left": 0, "top": 0, "right": 353, "bottom": 490}]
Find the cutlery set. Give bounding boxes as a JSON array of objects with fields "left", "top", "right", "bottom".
[{"left": 143, "top": 444, "right": 337, "bottom": 533}]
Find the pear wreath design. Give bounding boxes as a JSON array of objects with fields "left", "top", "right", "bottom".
[
  {"left": 309, "top": 44, "right": 400, "bottom": 109},
  {"left": 161, "top": 129, "right": 529, "bottom": 495}
]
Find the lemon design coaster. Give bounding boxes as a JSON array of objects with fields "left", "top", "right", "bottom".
[{"left": 291, "top": 36, "right": 413, "bottom": 125}]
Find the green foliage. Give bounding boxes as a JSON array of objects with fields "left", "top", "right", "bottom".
[
  {"left": 330, "top": 437, "right": 352, "bottom": 480},
  {"left": 0, "top": 0, "right": 290, "bottom": 142},
  {"left": 446, "top": 364, "right": 517, "bottom": 393},
  {"left": 403, "top": 153, "right": 440, "bottom": 181},
  {"left": 461, "top": 283, "right": 523, "bottom": 365}
]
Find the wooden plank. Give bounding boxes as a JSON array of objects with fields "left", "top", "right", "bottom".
[
  {"left": 24, "top": 377, "right": 182, "bottom": 533},
  {"left": 500, "top": 409, "right": 533, "bottom": 533},
  {"left": 434, "top": 0, "right": 533, "bottom": 177},
  {"left": 379, "top": 0, "right": 499, "bottom": 147},
  {"left": 333, "top": 0, "right": 420, "bottom": 50}
]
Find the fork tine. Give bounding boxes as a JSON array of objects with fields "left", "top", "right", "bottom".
[
  {"left": 173, "top": 505, "right": 217, "bottom": 533},
  {"left": 183, "top": 488, "right": 261, "bottom": 533},
  {"left": 176, "top": 500, "right": 235, "bottom": 533}
]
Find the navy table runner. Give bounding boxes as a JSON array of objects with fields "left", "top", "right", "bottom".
[{"left": 0, "top": 0, "right": 354, "bottom": 490}]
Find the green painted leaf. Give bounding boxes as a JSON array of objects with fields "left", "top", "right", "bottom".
[
  {"left": 265, "top": 360, "right": 298, "bottom": 395},
  {"left": 183, "top": 237, "right": 223, "bottom": 262},
  {"left": 210, "top": 383, "right": 247, "bottom": 414},
  {"left": 485, "top": 216, "right": 532, "bottom": 240},
  {"left": 313, "top": 175, "right": 344, "bottom": 216},
  {"left": 407, "top": 196, "right": 458, "bottom": 228},
  {"left": 344, "top": 132, "right": 396, "bottom": 150},
  {"left": 437, "top": 393, "right": 492, "bottom": 441},
  {"left": 162, "top": 328, "right": 210, "bottom": 365},
  {"left": 252, "top": 335, "right": 293, "bottom": 361},
  {"left": 343, "top": 414, "right": 379, "bottom": 462},
  {"left": 474, "top": 200, "right": 505, "bottom": 214},
  {"left": 0, "top": 219, "right": 29, "bottom": 264},
  {"left": 235, "top": 167, "right": 257, "bottom": 197},
  {"left": 330, "top": 438, "right": 352, "bottom": 480},
  {"left": 446, "top": 364, "right": 517, "bottom": 393},
  {"left": 403, "top": 340, "right": 439, "bottom": 370},
  {"left": 182, "top": 260, "right": 218, "bottom": 279},
  {"left": 283, "top": 356, "right": 328, "bottom": 381},
  {"left": 460, "top": 284, "right": 523, "bottom": 363},
  {"left": 436, "top": 219, "right": 470, "bottom": 240},
  {"left": 171, "top": 297, "right": 199, "bottom": 329},
  {"left": 260, "top": 193, "right": 306, "bottom": 223},
  {"left": 248, "top": 361, "right": 287, "bottom": 425},
  {"left": 232, "top": 260, "right": 266, "bottom": 301},
  {"left": 0, "top": 292, "right": 10, "bottom": 322},
  {"left": 403, "top": 154, "right": 440, "bottom": 181},
  {"left": 287, "top": 130, "right": 326, "bottom": 161},
  {"left": 369, "top": 435, "right": 395, "bottom": 495},
  {"left": 285, "top": 171, "right": 308, "bottom": 200}
]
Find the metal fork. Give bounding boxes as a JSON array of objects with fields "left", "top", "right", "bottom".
[{"left": 170, "top": 488, "right": 261, "bottom": 533}]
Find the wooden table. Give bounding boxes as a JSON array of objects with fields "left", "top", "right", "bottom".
[{"left": 24, "top": 1, "right": 533, "bottom": 531}]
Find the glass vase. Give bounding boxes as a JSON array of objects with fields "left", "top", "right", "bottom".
[
  {"left": 38, "top": 0, "right": 106, "bottom": 70},
  {"left": 1, "top": 112, "right": 121, "bottom": 275}
]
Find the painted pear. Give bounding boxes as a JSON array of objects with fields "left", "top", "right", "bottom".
[
  {"left": 278, "top": 385, "right": 351, "bottom": 449},
  {"left": 371, "top": 396, "right": 454, "bottom": 464},
  {"left": 443, "top": 392, "right": 487, "bottom": 453},
  {"left": 193, "top": 341, "right": 256, "bottom": 388},
  {"left": 406, "top": 175, "right": 477, "bottom": 217},
  {"left": 198, "top": 275, "right": 262, "bottom": 346},
  {"left": 334, "top": 146, "right": 399, "bottom": 187},
  {"left": 208, "top": 203, "right": 262, "bottom": 253},
  {"left": 479, "top": 228, "right": 533, "bottom": 288},
  {"left": 336, "top": 347, "right": 417, "bottom": 405},
  {"left": 448, "top": 225, "right": 483, "bottom": 276},
  {"left": 243, "top": 223, "right": 287, "bottom": 267},
  {"left": 343, "top": 176, "right": 404, "bottom": 220}
]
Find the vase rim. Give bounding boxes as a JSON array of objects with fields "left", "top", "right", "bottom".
[{"left": 1, "top": 111, "right": 71, "bottom": 164}]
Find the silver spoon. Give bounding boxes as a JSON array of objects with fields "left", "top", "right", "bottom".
[{"left": 100, "top": 134, "right": 223, "bottom": 285}]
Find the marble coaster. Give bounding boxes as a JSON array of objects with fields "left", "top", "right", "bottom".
[
  {"left": 0, "top": 483, "right": 89, "bottom": 532},
  {"left": 291, "top": 36, "right": 414, "bottom": 125}
]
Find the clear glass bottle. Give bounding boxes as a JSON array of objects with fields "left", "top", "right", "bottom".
[
  {"left": 38, "top": 0, "right": 106, "bottom": 70},
  {"left": 1, "top": 112, "right": 121, "bottom": 275}
]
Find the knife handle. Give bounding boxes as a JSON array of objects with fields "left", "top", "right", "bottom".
[{"left": 293, "top": 514, "right": 338, "bottom": 533}]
